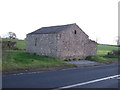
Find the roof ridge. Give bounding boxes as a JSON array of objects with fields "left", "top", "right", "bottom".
[
  {"left": 27, "top": 23, "right": 77, "bottom": 35},
  {"left": 41, "top": 23, "right": 76, "bottom": 28}
]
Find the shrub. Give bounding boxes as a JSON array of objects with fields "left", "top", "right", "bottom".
[
  {"left": 109, "top": 50, "right": 120, "bottom": 55},
  {"left": 73, "top": 58, "right": 77, "bottom": 61},
  {"left": 115, "top": 50, "right": 120, "bottom": 55},
  {"left": 64, "top": 59, "right": 73, "bottom": 61},
  {"left": 85, "top": 56, "right": 92, "bottom": 60},
  {"left": 106, "top": 50, "right": 120, "bottom": 59},
  {"left": 64, "top": 59, "right": 69, "bottom": 61}
]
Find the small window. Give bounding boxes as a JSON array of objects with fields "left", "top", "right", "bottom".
[
  {"left": 74, "top": 30, "right": 76, "bottom": 34},
  {"left": 35, "top": 38, "right": 37, "bottom": 46}
]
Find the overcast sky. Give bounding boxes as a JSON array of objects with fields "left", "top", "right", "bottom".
[{"left": 0, "top": 0, "right": 119, "bottom": 45}]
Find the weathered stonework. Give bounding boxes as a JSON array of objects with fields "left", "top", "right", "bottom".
[
  {"left": 26, "top": 34, "right": 58, "bottom": 57},
  {"left": 26, "top": 23, "right": 97, "bottom": 60}
]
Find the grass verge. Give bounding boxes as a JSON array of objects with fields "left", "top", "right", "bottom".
[
  {"left": 85, "top": 56, "right": 116, "bottom": 64},
  {"left": 2, "top": 50, "right": 75, "bottom": 72}
]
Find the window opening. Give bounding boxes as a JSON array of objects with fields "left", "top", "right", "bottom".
[
  {"left": 74, "top": 30, "right": 76, "bottom": 34},
  {"left": 35, "top": 38, "right": 37, "bottom": 46}
]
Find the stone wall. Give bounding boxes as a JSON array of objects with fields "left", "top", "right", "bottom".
[
  {"left": 56, "top": 25, "right": 97, "bottom": 59},
  {"left": 26, "top": 34, "right": 58, "bottom": 57},
  {"left": 84, "top": 40, "right": 97, "bottom": 57}
]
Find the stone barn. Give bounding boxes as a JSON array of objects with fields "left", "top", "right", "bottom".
[{"left": 26, "top": 23, "right": 97, "bottom": 60}]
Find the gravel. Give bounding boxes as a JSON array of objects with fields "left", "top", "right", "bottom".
[{"left": 66, "top": 60, "right": 104, "bottom": 67}]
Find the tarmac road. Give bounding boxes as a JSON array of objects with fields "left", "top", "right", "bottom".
[{"left": 2, "top": 64, "right": 119, "bottom": 89}]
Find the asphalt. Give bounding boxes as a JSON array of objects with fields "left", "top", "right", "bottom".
[{"left": 2, "top": 64, "right": 119, "bottom": 88}]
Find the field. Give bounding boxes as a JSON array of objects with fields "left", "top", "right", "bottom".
[
  {"left": 2, "top": 39, "right": 119, "bottom": 73},
  {"left": 2, "top": 38, "right": 26, "bottom": 50},
  {"left": 86, "top": 44, "right": 119, "bottom": 63},
  {"left": 97, "top": 44, "right": 118, "bottom": 56}
]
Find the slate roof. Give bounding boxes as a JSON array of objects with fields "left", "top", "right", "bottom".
[{"left": 27, "top": 23, "right": 76, "bottom": 34}]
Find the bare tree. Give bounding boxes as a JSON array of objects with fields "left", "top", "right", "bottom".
[
  {"left": 95, "top": 36, "right": 100, "bottom": 44},
  {"left": 117, "top": 36, "right": 120, "bottom": 46},
  {"left": 8, "top": 32, "right": 16, "bottom": 39}
]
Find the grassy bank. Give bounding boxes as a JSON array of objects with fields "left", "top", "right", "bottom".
[
  {"left": 3, "top": 50, "right": 74, "bottom": 71},
  {"left": 2, "top": 39, "right": 75, "bottom": 72}
]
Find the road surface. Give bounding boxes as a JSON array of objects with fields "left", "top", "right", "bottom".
[{"left": 2, "top": 64, "right": 119, "bottom": 89}]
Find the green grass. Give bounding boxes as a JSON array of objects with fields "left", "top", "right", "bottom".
[
  {"left": 2, "top": 50, "right": 73, "bottom": 71},
  {"left": 97, "top": 44, "right": 118, "bottom": 56},
  {"left": 85, "top": 56, "right": 113, "bottom": 63}
]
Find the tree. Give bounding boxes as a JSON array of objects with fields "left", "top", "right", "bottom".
[
  {"left": 8, "top": 32, "right": 16, "bottom": 39},
  {"left": 115, "top": 36, "right": 120, "bottom": 46},
  {"left": 117, "top": 37, "right": 120, "bottom": 46}
]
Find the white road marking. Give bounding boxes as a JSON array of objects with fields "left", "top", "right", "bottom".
[
  {"left": 55, "top": 74, "right": 120, "bottom": 90},
  {"left": 117, "top": 77, "right": 120, "bottom": 79}
]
